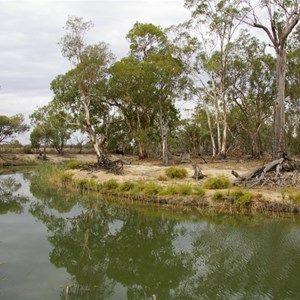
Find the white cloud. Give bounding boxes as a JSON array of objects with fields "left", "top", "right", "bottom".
[{"left": 0, "top": 0, "right": 190, "bottom": 143}]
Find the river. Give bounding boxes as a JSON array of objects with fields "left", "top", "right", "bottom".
[{"left": 1, "top": 171, "right": 300, "bottom": 300}]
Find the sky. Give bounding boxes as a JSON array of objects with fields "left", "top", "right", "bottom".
[{"left": 0, "top": 0, "right": 191, "bottom": 142}]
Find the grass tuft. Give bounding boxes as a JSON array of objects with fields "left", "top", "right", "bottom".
[
  {"left": 203, "top": 175, "right": 231, "bottom": 189},
  {"left": 165, "top": 167, "right": 188, "bottom": 179}
]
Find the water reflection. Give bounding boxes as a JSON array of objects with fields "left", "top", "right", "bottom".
[
  {"left": 0, "top": 176, "right": 29, "bottom": 214},
  {"left": 2, "top": 172, "right": 300, "bottom": 299}
]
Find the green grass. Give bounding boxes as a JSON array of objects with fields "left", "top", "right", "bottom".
[
  {"left": 165, "top": 167, "right": 188, "bottom": 179},
  {"left": 230, "top": 188, "right": 253, "bottom": 206},
  {"left": 63, "top": 160, "right": 86, "bottom": 169},
  {"left": 203, "top": 175, "right": 232, "bottom": 189},
  {"left": 117, "top": 181, "right": 136, "bottom": 192}
]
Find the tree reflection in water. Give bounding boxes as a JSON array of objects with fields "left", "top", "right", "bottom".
[
  {"left": 29, "top": 178, "right": 300, "bottom": 300},
  {"left": 29, "top": 181, "right": 191, "bottom": 300},
  {"left": 0, "top": 176, "right": 29, "bottom": 215}
]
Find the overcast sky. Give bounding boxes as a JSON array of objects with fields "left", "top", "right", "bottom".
[{"left": 0, "top": 0, "right": 191, "bottom": 131}]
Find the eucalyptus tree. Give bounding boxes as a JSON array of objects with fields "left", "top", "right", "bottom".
[
  {"left": 226, "top": 30, "right": 276, "bottom": 157},
  {"left": 231, "top": 0, "right": 300, "bottom": 158},
  {"left": 0, "top": 114, "right": 29, "bottom": 144},
  {"left": 30, "top": 104, "right": 74, "bottom": 154},
  {"left": 58, "top": 16, "right": 115, "bottom": 166},
  {"left": 109, "top": 22, "right": 184, "bottom": 164},
  {"left": 171, "top": 0, "right": 244, "bottom": 158},
  {"left": 285, "top": 25, "right": 300, "bottom": 154}
]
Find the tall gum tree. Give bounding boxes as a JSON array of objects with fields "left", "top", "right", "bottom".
[
  {"left": 109, "top": 22, "right": 183, "bottom": 164},
  {"left": 182, "top": 0, "right": 243, "bottom": 158},
  {"left": 59, "top": 16, "right": 115, "bottom": 165},
  {"left": 231, "top": 0, "right": 300, "bottom": 158}
]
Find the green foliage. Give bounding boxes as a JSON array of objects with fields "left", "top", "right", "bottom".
[
  {"left": 203, "top": 176, "right": 231, "bottom": 189},
  {"left": 165, "top": 167, "right": 188, "bottom": 179},
  {"left": 30, "top": 104, "right": 74, "bottom": 154},
  {"left": 126, "top": 22, "right": 167, "bottom": 60},
  {"left": 230, "top": 189, "right": 253, "bottom": 206},
  {"left": 0, "top": 114, "right": 29, "bottom": 144}
]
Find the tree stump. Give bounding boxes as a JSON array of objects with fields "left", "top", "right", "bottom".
[{"left": 192, "top": 164, "right": 205, "bottom": 180}]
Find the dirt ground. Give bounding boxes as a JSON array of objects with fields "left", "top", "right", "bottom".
[
  {"left": 39, "top": 153, "right": 288, "bottom": 202},
  {"left": 0, "top": 153, "right": 288, "bottom": 203}
]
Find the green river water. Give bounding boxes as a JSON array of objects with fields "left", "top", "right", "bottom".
[{"left": 1, "top": 171, "right": 300, "bottom": 300}]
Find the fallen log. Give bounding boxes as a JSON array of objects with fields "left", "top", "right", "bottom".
[{"left": 232, "top": 155, "right": 300, "bottom": 187}]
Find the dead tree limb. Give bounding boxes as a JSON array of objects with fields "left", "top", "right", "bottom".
[{"left": 232, "top": 155, "right": 300, "bottom": 187}]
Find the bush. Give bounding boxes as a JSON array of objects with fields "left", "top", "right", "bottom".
[
  {"left": 165, "top": 167, "right": 188, "bottom": 179},
  {"left": 230, "top": 189, "right": 253, "bottom": 206},
  {"left": 203, "top": 176, "right": 231, "bottom": 189}
]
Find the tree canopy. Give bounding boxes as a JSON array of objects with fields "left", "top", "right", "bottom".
[{"left": 0, "top": 114, "right": 29, "bottom": 144}]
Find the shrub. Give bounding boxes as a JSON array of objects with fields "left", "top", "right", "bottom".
[
  {"left": 230, "top": 188, "right": 253, "bottom": 206},
  {"left": 203, "top": 176, "right": 231, "bottom": 189},
  {"left": 165, "top": 167, "right": 188, "bottom": 179}
]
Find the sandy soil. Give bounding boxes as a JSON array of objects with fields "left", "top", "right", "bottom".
[{"left": 0, "top": 153, "right": 288, "bottom": 203}]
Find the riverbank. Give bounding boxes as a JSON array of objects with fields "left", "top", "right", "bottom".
[{"left": 11, "top": 153, "right": 298, "bottom": 216}]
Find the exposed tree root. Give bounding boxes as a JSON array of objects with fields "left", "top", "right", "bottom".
[
  {"left": 83, "top": 157, "right": 124, "bottom": 175},
  {"left": 232, "top": 155, "right": 300, "bottom": 187}
]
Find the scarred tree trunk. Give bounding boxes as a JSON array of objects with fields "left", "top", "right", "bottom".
[
  {"left": 273, "top": 49, "right": 286, "bottom": 159},
  {"left": 158, "top": 99, "right": 169, "bottom": 165},
  {"left": 80, "top": 80, "right": 108, "bottom": 164},
  {"left": 205, "top": 108, "right": 216, "bottom": 158}
]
